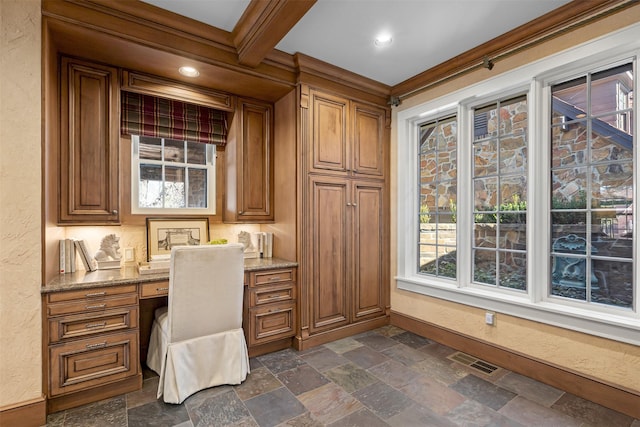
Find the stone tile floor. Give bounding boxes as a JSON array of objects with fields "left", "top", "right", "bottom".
[{"left": 44, "top": 326, "right": 640, "bottom": 427}]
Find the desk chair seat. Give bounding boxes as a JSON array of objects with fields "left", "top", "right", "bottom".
[{"left": 146, "top": 244, "right": 249, "bottom": 404}]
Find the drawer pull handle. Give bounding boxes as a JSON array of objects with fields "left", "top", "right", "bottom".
[
  {"left": 268, "top": 277, "right": 281, "bottom": 281},
  {"left": 86, "top": 342, "right": 107, "bottom": 349},
  {"left": 85, "top": 291, "right": 106, "bottom": 298},
  {"left": 86, "top": 322, "right": 107, "bottom": 329},
  {"left": 85, "top": 304, "right": 106, "bottom": 310},
  {"left": 156, "top": 287, "right": 169, "bottom": 292}
]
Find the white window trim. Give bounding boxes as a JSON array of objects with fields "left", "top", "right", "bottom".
[
  {"left": 396, "top": 23, "right": 640, "bottom": 345},
  {"left": 131, "top": 135, "right": 217, "bottom": 215}
]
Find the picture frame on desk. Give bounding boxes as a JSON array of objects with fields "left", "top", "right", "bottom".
[{"left": 146, "top": 217, "right": 209, "bottom": 261}]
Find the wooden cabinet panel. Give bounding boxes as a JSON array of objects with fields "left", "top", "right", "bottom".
[
  {"left": 47, "top": 285, "right": 137, "bottom": 304},
  {"left": 49, "top": 307, "right": 138, "bottom": 343},
  {"left": 225, "top": 98, "right": 274, "bottom": 222},
  {"left": 248, "top": 302, "right": 296, "bottom": 345},
  {"left": 251, "top": 269, "right": 295, "bottom": 287},
  {"left": 352, "top": 102, "right": 386, "bottom": 179},
  {"left": 139, "top": 281, "right": 169, "bottom": 299},
  {"left": 309, "top": 90, "right": 349, "bottom": 175},
  {"left": 59, "top": 56, "right": 119, "bottom": 224},
  {"left": 49, "top": 330, "right": 138, "bottom": 396},
  {"left": 308, "top": 176, "right": 350, "bottom": 333},
  {"left": 47, "top": 293, "right": 138, "bottom": 317},
  {"left": 250, "top": 284, "right": 295, "bottom": 306},
  {"left": 352, "top": 182, "right": 386, "bottom": 321}
]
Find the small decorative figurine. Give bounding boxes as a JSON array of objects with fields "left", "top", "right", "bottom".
[
  {"left": 94, "top": 234, "right": 122, "bottom": 269},
  {"left": 237, "top": 231, "right": 258, "bottom": 259}
]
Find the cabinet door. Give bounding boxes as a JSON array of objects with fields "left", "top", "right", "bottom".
[
  {"left": 309, "top": 90, "right": 349, "bottom": 176},
  {"left": 352, "top": 102, "right": 387, "bottom": 179},
  {"left": 351, "top": 181, "right": 386, "bottom": 321},
  {"left": 308, "top": 176, "right": 350, "bottom": 333},
  {"left": 248, "top": 301, "right": 296, "bottom": 346},
  {"left": 225, "top": 98, "right": 274, "bottom": 222},
  {"left": 49, "top": 330, "right": 138, "bottom": 396},
  {"left": 59, "top": 57, "right": 119, "bottom": 224}
]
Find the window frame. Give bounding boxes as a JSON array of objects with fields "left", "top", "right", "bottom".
[
  {"left": 131, "top": 135, "right": 217, "bottom": 215},
  {"left": 396, "top": 23, "right": 640, "bottom": 345}
]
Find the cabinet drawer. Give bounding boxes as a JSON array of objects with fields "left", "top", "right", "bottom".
[
  {"left": 47, "top": 285, "right": 137, "bottom": 303},
  {"left": 250, "top": 269, "right": 294, "bottom": 287},
  {"left": 49, "top": 307, "right": 138, "bottom": 344},
  {"left": 250, "top": 284, "right": 295, "bottom": 306},
  {"left": 248, "top": 302, "right": 296, "bottom": 345},
  {"left": 47, "top": 293, "right": 138, "bottom": 317},
  {"left": 49, "top": 330, "right": 138, "bottom": 396},
  {"left": 139, "top": 281, "right": 169, "bottom": 299}
]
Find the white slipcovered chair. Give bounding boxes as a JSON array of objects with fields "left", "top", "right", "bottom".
[{"left": 146, "top": 243, "right": 249, "bottom": 404}]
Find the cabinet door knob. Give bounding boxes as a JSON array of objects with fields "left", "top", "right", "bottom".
[
  {"left": 112, "top": 210, "right": 118, "bottom": 215},
  {"left": 352, "top": 203, "right": 357, "bottom": 207},
  {"left": 347, "top": 203, "right": 352, "bottom": 206}
]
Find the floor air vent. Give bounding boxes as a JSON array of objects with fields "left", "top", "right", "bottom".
[{"left": 447, "top": 351, "right": 500, "bottom": 375}]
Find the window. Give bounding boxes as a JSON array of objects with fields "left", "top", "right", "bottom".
[
  {"left": 550, "top": 63, "right": 634, "bottom": 309},
  {"left": 121, "top": 91, "right": 227, "bottom": 215},
  {"left": 131, "top": 135, "right": 216, "bottom": 215},
  {"left": 472, "top": 96, "right": 528, "bottom": 291},
  {"left": 418, "top": 116, "right": 458, "bottom": 279},
  {"left": 396, "top": 26, "right": 639, "bottom": 344}
]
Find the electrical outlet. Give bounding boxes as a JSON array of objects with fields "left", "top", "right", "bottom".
[
  {"left": 485, "top": 311, "right": 495, "bottom": 326},
  {"left": 124, "top": 247, "right": 135, "bottom": 262}
]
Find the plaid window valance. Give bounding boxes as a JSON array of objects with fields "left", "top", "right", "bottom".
[{"left": 121, "top": 91, "right": 228, "bottom": 146}]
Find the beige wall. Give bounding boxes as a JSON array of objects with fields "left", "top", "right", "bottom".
[
  {"left": 390, "top": 5, "right": 640, "bottom": 394},
  {"left": 0, "top": 0, "right": 43, "bottom": 408}
]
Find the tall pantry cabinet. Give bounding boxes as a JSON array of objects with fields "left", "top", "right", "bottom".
[{"left": 297, "top": 85, "right": 390, "bottom": 349}]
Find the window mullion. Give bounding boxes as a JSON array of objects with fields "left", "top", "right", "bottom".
[
  {"left": 458, "top": 103, "right": 473, "bottom": 287},
  {"left": 529, "top": 79, "right": 550, "bottom": 304}
]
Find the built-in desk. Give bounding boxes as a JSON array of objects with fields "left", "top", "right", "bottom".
[{"left": 42, "top": 257, "right": 297, "bottom": 413}]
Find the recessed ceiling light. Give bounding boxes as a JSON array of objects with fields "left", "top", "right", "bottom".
[
  {"left": 179, "top": 66, "right": 200, "bottom": 77},
  {"left": 374, "top": 33, "right": 393, "bottom": 47}
]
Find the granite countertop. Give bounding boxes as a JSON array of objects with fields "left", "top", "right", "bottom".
[{"left": 43, "top": 257, "right": 298, "bottom": 294}]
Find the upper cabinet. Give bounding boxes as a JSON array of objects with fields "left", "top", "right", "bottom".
[
  {"left": 224, "top": 98, "right": 274, "bottom": 223},
  {"left": 59, "top": 56, "right": 120, "bottom": 224},
  {"left": 308, "top": 89, "right": 386, "bottom": 180}
]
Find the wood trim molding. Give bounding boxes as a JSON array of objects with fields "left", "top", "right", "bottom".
[
  {"left": 390, "top": 310, "right": 640, "bottom": 419},
  {"left": 295, "top": 53, "right": 391, "bottom": 105},
  {"left": 233, "top": 0, "right": 317, "bottom": 68},
  {"left": 0, "top": 395, "right": 47, "bottom": 427},
  {"left": 47, "top": 374, "right": 142, "bottom": 414},
  {"left": 121, "top": 71, "right": 236, "bottom": 112},
  {"left": 391, "top": 0, "right": 636, "bottom": 99},
  {"left": 66, "top": 0, "right": 234, "bottom": 47}
]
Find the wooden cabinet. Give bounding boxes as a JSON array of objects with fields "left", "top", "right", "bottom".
[
  {"left": 299, "top": 87, "right": 389, "bottom": 348},
  {"left": 59, "top": 56, "right": 120, "bottom": 224},
  {"left": 225, "top": 98, "right": 274, "bottom": 223},
  {"left": 244, "top": 268, "right": 297, "bottom": 356},
  {"left": 44, "top": 285, "right": 141, "bottom": 412},
  {"left": 308, "top": 90, "right": 387, "bottom": 179},
  {"left": 307, "top": 177, "right": 386, "bottom": 335}
]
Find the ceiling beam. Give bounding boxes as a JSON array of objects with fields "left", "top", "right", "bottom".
[{"left": 233, "top": 0, "right": 316, "bottom": 68}]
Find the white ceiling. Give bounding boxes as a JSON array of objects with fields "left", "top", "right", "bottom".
[{"left": 141, "top": 0, "right": 571, "bottom": 86}]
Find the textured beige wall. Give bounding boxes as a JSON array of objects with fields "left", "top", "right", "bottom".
[
  {"left": 0, "top": 0, "right": 43, "bottom": 407},
  {"left": 390, "top": 5, "right": 640, "bottom": 393}
]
